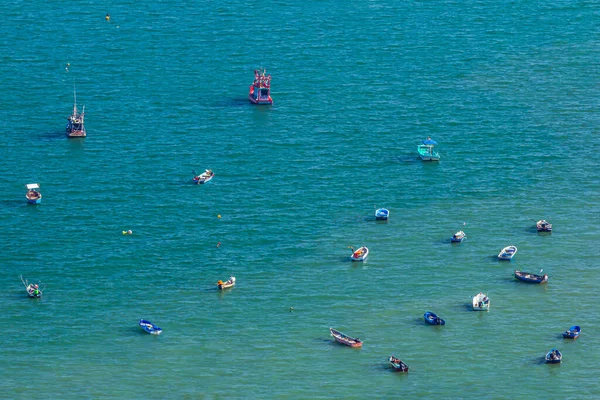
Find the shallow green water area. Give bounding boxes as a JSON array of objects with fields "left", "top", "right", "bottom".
[{"left": 1, "top": 1, "right": 599, "bottom": 398}]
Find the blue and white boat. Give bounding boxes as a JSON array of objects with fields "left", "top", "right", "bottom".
[
  {"left": 562, "top": 325, "right": 581, "bottom": 339},
  {"left": 451, "top": 230, "right": 466, "bottom": 243},
  {"left": 498, "top": 245, "right": 517, "bottom": 260},
  {"left": 417, "top": 138, "right": 440, "bottom": 161},
  {"left": 139, "top": 319, "right": 162, "bottom": 335},
  {"left": 25, "top": 183, "right": 42, "bottom": 204},
  {"left": 375, "top": 208, "right": 389, "bottom": 221},
  {"left": 424, "top": 311, "right": 445, "bottom": 325},
  {"left": 545, "top": 348, "right": 562, "bottom": 364}
]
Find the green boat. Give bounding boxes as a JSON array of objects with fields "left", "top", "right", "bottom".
[{"left": 417, "top": 137, "right": 440, "bottom": 161}]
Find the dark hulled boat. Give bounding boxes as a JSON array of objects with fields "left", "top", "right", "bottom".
[{"left": 514, "top": 270, "right": 548, "bottom": 284}]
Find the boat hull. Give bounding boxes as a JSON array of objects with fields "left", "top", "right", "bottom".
[
  {"left": 248, "top": 95, "right": 273, "bottom": 105},
  {"left": 27, "top": 198, "right": 41, "bottom": 204},
  {"left": 451, "top": 231, "right": 466, "bottom": 242},
  {"left": 66, "top": 130, "right": 86, "bottom": 138},
  {"left": 217, "top": 283, "right": 234, "bottom": 290},
  {"left": 194, "top": 175, "right": 213, "bottom": 184},
  {"left": 536, "top": 220, "right": 552, "bottom": 232},
  {"left": 417, "top": 145, "right": 440, "bottom": 161}
]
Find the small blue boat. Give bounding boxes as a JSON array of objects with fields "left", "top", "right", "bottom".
[
  {"left": 424, "top": 311, "right": 445, "bottom": 325},
  {"left": 375, "top": 208, "right": 389, "bottom": 221},
  {"left": 545, "top": 348, "right": 562, "bottom": 364},
  {"left": 562, "top": 325, "right": 581, "bottom": 339},
  {"left": 139, "top": 319, "right": 162, "bottom": 335}
]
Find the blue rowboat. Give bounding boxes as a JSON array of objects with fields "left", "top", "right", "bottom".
[
  {"left": 545, "top": 348, "right": 562, "bottom": 364},
  {"left": 375, "top": 208, "right": 389, "bottom": 220},
  {"left": 562, "top": 326, "right": 580, "bottom": 339},
  {"left": 424, "top": 311, "right": 445, "bottom": 325},
  {"left": 139, "top": 319, "right": 162, "bottom": 335}
]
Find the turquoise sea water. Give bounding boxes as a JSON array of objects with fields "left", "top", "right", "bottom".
[{"left": 1, "top": 1, "right": 600, "bottom": 398}]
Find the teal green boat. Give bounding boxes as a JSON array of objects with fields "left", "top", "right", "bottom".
[{"left": 417, "top": 138, "right": 440, "bottom": 161}]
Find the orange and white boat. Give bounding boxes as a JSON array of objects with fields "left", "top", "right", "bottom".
[
  {"left": 350, "top": 246, "right": 368, "bottom": 261},
  {"left": 217, "top": 276, "right": 235, "bottom": 290}
]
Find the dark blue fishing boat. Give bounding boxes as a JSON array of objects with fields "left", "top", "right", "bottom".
[
  {"left": 514, "top": 270, "right": 548, "bottom": 284},
  {"left": 139, "top": 319, "right": 162, "bottom": 335},
  {"left": 545, "top": 348, "right": 562, "bottom": 363},
  {"left": 562, "top": 325, "right": 581, "bottom": 339},
  {"left": 424, "top": 311, "right": 445, "bottom": 325}
]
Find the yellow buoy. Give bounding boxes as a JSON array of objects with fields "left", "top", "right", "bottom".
[
  {"left": 217, "top": 215, "right": 221, "bottom": 219},
  {"left": 105, "top": 13, "right": 110, "bottom": 21}
]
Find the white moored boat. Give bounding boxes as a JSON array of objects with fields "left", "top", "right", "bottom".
[
  {"left": 193, "top": 169, "right": 214, "bottom": 184},
  {"left": 498, "top": 245, "right": 517, "bottom": 260},
  {"left": 472, "top": 292, "right": 490, "bottom": 311}
]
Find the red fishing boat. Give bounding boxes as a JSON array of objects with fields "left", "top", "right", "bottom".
[{"left": 248, "top": 69, "right": 273, "bottom": 105}]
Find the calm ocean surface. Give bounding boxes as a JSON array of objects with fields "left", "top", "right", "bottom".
[{"left": 1, "top": 0, "right": 600, "bottom": 398}]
